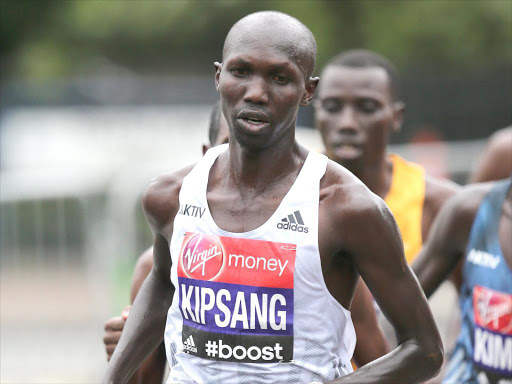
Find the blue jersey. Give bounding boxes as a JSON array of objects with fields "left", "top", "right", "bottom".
[{"left": 443, "top": 179, "right": 512, "bottom": 384}]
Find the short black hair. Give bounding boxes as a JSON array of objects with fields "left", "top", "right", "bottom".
[
  {"left": 324, "top": 49, "right": 401, "bottom": 101},
  {"left": 208, "top": 100, "right": 222, "bottom": 146}
]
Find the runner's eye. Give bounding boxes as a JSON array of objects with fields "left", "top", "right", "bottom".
[
  {"left": 230, "top": 68, "right": 249, "bottom": 77},
  {"left": 272, "top": 75, "right": 289, "bottom": 84},
  {"left": 320, "top": 99, "right": 342, "bottom": 113},
  {"left": 358, "top": 99, "right": 380, "bottom": 113}
]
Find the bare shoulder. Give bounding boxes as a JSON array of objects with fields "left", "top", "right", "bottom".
[
  {"left": 487, "top": 127, "right": 512, "bottom": 176},
  {"left": 441, "top": 182, "right": 493, "bottom": 224},
  {"left": 424, "top": 175, "right": 461, "bottom": 214},
  {"left": 488, "top": 126, "right": 512, "bottom": 154},
  {"left": 320, "top": 160, "right": 404, "bottom": 268},
  {"left": 320, "top": 160, "right": 387, "bottom": 225},
  {"left": 142, "top": 164, "right": 196, "bottom": 234},
  {"left": 471, "top": 127, "right": 512, "bottom": 182}
]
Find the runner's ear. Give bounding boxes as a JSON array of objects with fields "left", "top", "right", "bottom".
[
  {"left": 392, "top": 102, "right": 405, "bottom": 133},
  {"left": 214, "top": 62, "right": 222, "bottom": 92},
  {"left": 300, "top": 76, "right": 319, "bottom": 106}
]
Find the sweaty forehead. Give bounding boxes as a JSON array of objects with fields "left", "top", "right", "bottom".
[{"left": 318, "top": 66, "right": 392, "bottom": 99}]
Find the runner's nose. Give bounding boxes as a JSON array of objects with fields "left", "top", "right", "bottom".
[
  {"left": 337, "top": 105, "right": 359, "bottom": 134},
  {"left": 243, "top": 76, "right": 269, "bottom": 105}
]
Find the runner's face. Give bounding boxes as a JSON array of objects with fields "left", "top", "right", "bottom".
[
  {"left": 315, "top": 66, "right": 401, "bottom": 171},
  {"left": 216, "top": 36, "right": 313, "bottom": 149}
]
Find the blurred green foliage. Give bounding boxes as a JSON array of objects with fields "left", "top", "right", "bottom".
[{"left": 1, "top": 0, "right": 511, "bottom": 80}]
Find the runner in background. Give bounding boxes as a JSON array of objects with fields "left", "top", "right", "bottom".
[
  {"left": 314, "top": 50, "right": 459, "bottom": 360},
  {"left": 412, "top": 177, "right": 512, "bottom": 383},
  {"left": 447, "top": 126, "right": 512, "bottom": 296},
  {"left": 412, "top": 127, "right": 512, "bottom": 383}
]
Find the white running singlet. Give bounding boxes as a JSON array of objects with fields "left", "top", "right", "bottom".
[{"left": 164, "top": 144, "right": 355, "bottom": 384}]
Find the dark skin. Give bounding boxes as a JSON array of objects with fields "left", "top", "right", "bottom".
[
  {"left": 442, "top": 126, "right": 512, "bottom": 291},
  {"left": 315, "top": 65, "right": 458, "bottom": 361},
  {"left": 102, "top": 109, "right": 388, "bottom": 372},
  {"left": 471, "top": 126, "right": 512, "bottom": 183},
  {"left": 412, "top": 181, "right": 512, "bottom": 300},
  {"left": 102, "top": 248, "right": 166, "bottom": 384},
  {"left": 315, "top": 65, "right": 459, "bottom": 244},
  {"left": 104, "top": 14, "right": 442, "bottom": 384},
  {"left": 348, "top": 270, "right": 388, "bottom": 367},
  {"left": 102, "top": 121, "right": 229, "bottom": 384}
]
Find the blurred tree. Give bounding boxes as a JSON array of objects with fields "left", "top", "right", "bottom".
[{"left": 0, "top": 0, "right": 510, "bottom": 79}]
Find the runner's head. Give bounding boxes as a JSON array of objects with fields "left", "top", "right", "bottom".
[
  {"left": 203, "top": 100, "right": 230, "bottom": 154},
  {"left": 215, "top": 11, "right": 319, "bottom": 150},
  {"left": 315, "top": 49, "right": 405, "bottom": 174}
]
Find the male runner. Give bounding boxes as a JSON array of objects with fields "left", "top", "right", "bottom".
[
  {"left": 315, "top": 49, "right": 458, "bottom": 267},
  {"left": 412, "top": 178, "right": 512, "bottom": 383},
  {"left": 104, "top": 110, "right": 389, "bottom": 380},
  {"left": 447, "top": 126, "right": 512, "bottom": 291},
  {"left": 104, "top": 11, "right": 443, "bottom": 384},
  {"left": 103, "top": 102, "right": 229, "bottom": 383},
  {"left": 104, "top": 99, "right": 389, "bottom": 379},
  {"left": 314, "top": 50, "right": 460, "bottom": 362}
]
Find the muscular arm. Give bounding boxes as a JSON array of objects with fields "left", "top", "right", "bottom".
[
  {"left": 412, "top": 185, "right": 489, "bottom": 298},
  {"left": 103, "top": 171, "right": 187, "bottom": 383},
  {"left": 422, "top": 176, "right": 461, "bottom": 289},
  {"left": 349, "top": 177, "right": 458, "bottom": 368},
  {"left": 350, "top": 279, "right": 389, "bottom": 367},
  {"left": 323, "top": 171, "right": 443, "bottom": 383},
  {"left": 103, "top": 248, "right": 166, "bottom": 384},
  {"left": 129, "top": 248, "right": 167, "bottom": 384}
]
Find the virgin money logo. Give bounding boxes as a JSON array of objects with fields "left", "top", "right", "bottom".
[
  {"left": 473, "top": 285, "right": 512, "bottom": 334},
  {"left": 182, "top": 234, "right": 224, "bottom": 280}
]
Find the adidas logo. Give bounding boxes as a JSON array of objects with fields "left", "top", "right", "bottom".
[
  {"left": 183, "top": 335, "right": 198, "bottom": 353},
  {"left": 277, "top": 210, "right": 309, "bottom": 233}
]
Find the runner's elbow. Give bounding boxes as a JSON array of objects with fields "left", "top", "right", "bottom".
[{"left": 422, "top": 342, "right": 444, "bottom": 378}]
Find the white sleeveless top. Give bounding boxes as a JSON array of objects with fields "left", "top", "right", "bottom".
[{"left": 164, "top": 144, "right": 355, "bottom": 384}]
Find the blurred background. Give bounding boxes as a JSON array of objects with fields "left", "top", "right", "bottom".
[{"left": 0, "top": 0, "right": 510, "bottom": 382}]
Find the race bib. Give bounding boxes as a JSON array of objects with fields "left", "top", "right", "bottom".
[
  {"left": 177, "top": 232, "right": 296, "bottom": 363},
  {"left": 473, "top": 285, "right": 512, "bottom": 377}
]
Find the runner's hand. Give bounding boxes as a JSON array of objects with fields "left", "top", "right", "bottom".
[{"left": 103, "top": 305, "right": 131, "bottom": 361}]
